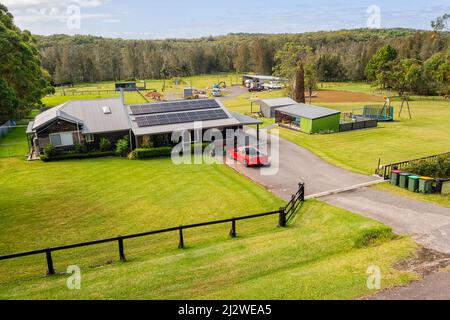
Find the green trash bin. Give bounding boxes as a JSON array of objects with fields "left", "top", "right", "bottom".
[
  {"left": 408, "top": 175, "right": 420, "bottom": 192},
  {"left": 390, "top": 170, "right": 401, "bottom": 186},
  {"left": 419, "top": 177, "right": 434, "bottom": 194},
  {"left": 398, "top": 172, "right": 411, "bottom": 189}
]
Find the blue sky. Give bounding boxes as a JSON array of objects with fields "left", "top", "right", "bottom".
[{"left": 4, "top": 0, "right": 449, "bottom": 39}]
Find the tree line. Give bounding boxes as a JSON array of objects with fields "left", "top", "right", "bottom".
[{"left": 36, "top": 29, "right": 449, "bottom": 86}]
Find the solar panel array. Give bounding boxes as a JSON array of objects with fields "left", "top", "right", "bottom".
[
  {"left": 135, "top": 109, "right": 229, "bottom": 128},
  {"left": 130, "top": 99, "right": 220, "bottom": 115}
]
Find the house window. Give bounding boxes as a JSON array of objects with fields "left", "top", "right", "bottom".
[
  {"left": 85, "top": 133, "right": 94, "bottom": 143},
  {"left": 49, "top": 132, "right": 74, "bottom": 147}
]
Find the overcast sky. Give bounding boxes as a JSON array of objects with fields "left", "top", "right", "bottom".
[{"left": 2, "top": 0, "right": 449, "bottom": 39}]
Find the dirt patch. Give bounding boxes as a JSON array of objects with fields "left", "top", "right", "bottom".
[
  {"left": 395, "top": 247, "right": 450, "bottom": 276},
  {"left": 310, "top": 90, "right": 384, "bottom": 103}
]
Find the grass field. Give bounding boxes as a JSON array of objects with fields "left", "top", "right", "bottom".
[
  {"left": 0, "top": 127, "right": 28, "bottom": 158},
  {"left": 44, "top": 74, "right": 241, "bottom": 108},
  {"left": 0, "top": 157, "right": 417, "bottom": 299}
]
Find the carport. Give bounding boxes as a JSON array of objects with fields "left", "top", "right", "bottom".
[
  {"left": 275, "top": 103, "right": 341, "bottom": 134},
  {"left": 231, "top": 112, "right": 263, "bottom": 141}
]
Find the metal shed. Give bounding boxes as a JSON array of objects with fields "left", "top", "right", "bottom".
[
  {"left": 275, "top": 103, "right": 341, "bottom": 134},
  {"left": 253, "top": 97, "right": 297, "bottom": 118}
]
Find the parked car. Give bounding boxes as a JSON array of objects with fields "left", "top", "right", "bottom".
[
  {"left": 226, "top": 147, "right": 270, "bottom": 167},
  {"left": 248, "top": 86, "right": 264, "bottom": 92}
]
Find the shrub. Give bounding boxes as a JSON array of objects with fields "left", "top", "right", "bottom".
[
  {"left": 404, "top": 154, "right": 450, "bottom": 178},
  {"left": 74, "top": 143, "right": 88, "bottom": 154},
  {"left": 115, "top": 136, "right": 129, "bottom": 157},
  {"left": 355, "top": 227, "right": 397, "bottom": 248},
  {"left": 43, "top": 144, "right": 56, "bottom": 157},
  {"left": 131, "top": 147, "right": 172, "bottom": 160},
  {"left": 99, "top": 138, "right": 112, "bottom": 152}
]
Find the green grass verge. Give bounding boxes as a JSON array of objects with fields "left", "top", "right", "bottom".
[
  {"left": 373, "top": 183, "right": 450, "bottom": 208},
  {"left": 0, "top": 127, "right": 29, "bottom": 158},
  {"left": 0, "top": 157, "right": 418, "bottom": 299}
]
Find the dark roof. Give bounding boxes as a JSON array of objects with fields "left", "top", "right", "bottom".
[{"left": 276, "top": 103, "right": 340, "bottom": 120}]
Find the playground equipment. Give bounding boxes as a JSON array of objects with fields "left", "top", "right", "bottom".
[
  {"left": 213, "top": 81, "right": 227, "bottom": 89},
  {"left": 397, "top": 95, "right": 412, "bottom": 119}
]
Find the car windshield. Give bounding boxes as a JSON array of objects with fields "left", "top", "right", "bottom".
[{"left": 245, "top": 148, "right": 262, "bottom": 156}]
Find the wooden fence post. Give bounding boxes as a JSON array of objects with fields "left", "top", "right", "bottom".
[
  {"left": 300, "top": 183, "right": 305, "bottom": 201},
  {"left": 178, "top": 226, "right": 184, "bottom": 249},
  {"left": 118, "top": 237, "right": 126, "bottom": 261},
  {"left": 230, "top": 219, "right": 236, "bottom": 238},
  {"left": 45, "top": 249, "right": 55, "bottom": 275},
  {"left": 278, "top": 207, "right": 286, "bottom": 227}
]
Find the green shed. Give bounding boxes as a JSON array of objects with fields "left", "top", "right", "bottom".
[{"left": 275, "top": 103, "right": 341, "bottom": 134}]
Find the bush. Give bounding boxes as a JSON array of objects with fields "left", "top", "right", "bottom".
[
  {"left": 355, "top": 227, "right": 397, "bottom": 248},
  {"left": 99, "top": 138, "right": 112, "bottom": 152},
  {"left": 130, "top": 147, "right": 172, "bottom": 160},
  {"left": 74, "top": 143, "right": 87, "bottom": 154},
  {"left": 404, "top": 154, "right": 450, "bottom": 178},
  {"left": 41, "top": 151, "right": 115, "bottom": 162},
  {"left": 43, "top": 144, "right": 56, "bottom": 157},
  {"left": 115, "top": 136, "right": 129, "bottom": 157}
]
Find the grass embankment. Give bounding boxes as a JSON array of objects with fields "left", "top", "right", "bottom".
[{"left": 0, "top": 157, "right": 417, "bottom": 299}]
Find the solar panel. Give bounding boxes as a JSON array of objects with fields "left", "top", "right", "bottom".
[
  {"left": 135, "top": 109, "right": 229, "bottom": 128},
  {"left": 130, "top": 99, "right": 221, "bottom": 115}
]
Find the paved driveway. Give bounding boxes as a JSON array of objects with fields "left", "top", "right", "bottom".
[
  {"left": 323, "top": 187, "right": 450, "bottom": 254},
  {"left": 226, "top": 129, "right": 378, "bottom": 200}
]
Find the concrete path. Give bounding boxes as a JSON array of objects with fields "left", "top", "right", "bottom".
[
  {"left": 322, "top": 187, "right": 450, "bottom": 254},
  {"left": 227, "top": 129, "right": 378, "bottom": 200},
  {"left": 369, "top": 272, "right": 450, "bottom": 300}
]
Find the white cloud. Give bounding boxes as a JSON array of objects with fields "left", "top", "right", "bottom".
[{"left": 2, "top": 0, "right": 109, "bottom": 9}]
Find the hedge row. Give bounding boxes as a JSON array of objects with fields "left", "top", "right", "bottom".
[
  {"left": 404, "top": 154, "right": 450, "bottom": 178},
  {"left": 130, "top": 147, "right": 173, "bottom": 159},
  {"left": 41, "top": 151, "right": 115, "bottom": 162},
  {"left": 129, "top": 143, "right": 211, "bottom": 160}
]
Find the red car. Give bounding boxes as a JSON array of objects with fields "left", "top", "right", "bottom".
[{"left": 226, "top": 147, "right": 270, "bottom": 167}]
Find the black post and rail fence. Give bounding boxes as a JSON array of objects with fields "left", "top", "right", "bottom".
[
  {"left": 0, "top": 183, "right": 305, "bottom": 276},
  {"left": 377, "top": 151, "right": 450, "bottom": 180}
]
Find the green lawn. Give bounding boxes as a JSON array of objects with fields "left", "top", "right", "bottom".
[
  {"left": 272, "top": 99, "right": 450, "bottom": 175},
  {"left": 0, "top": 127, "right": 29, "bottom": 158},
  {"left": 0, "top": 157, "right": 417, "bottom": 299}
]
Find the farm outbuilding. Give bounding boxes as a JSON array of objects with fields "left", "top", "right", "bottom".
[
  {"left": 275, "top": 103, "right": 341, "bottom": 134},
  {"left": 253, "top": 97, "right": 297, "bottom": 118}
]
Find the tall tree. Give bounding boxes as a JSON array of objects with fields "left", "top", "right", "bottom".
[
  {"left": 274, "top": 43, "right": 314, "bottom": 103},
  {"left": 0, "top": 4, "right": 52, "bottom": 121},
  {"left": 424, "top": 49, "right": 450, "bottom": 96},
  {"left": 364, "top": 44, "right": 398, "bottom": 86}
]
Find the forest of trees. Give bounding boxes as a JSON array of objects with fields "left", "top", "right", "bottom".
[{"left": 36, "top": 29, "right": 449, "bottom": 85}]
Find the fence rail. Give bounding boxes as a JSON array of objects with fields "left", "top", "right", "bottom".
[
  {"left": 0, "top": 183, "right": 305, "bottom": 276},
  {"left": 378, "top": 152, "right": 450, "bottom": 180}
]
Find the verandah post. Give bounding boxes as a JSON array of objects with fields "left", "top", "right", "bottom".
[{"left": 45, "top": 249, "right": 55, "bottom": 275}]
